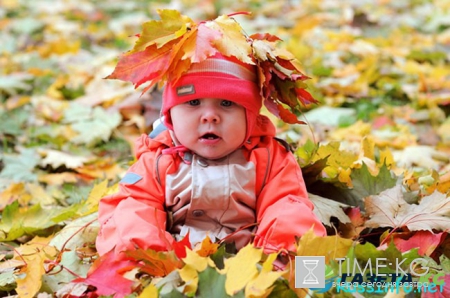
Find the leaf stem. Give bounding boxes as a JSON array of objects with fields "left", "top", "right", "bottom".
[{"left": 0, "top": 242, "right": 27, "bottom": 266}]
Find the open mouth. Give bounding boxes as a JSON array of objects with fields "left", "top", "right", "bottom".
[{"left": 201, "top": 133, "right": 219, "bottom": 140}]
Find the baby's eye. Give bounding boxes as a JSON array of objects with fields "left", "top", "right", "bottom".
[
  {"left": 187, "top": 99, "right": 200, "bottom": 106},
  {"left": 221, "top": 100, "right": 233, "bottom": 107}
]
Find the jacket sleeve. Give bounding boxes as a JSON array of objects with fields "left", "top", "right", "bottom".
[
  {"left": 96, "top": 143, "right": 175, "bottom": 256},
  {"left": 252, "top": 139, "right": 326, "bottom": 254}
]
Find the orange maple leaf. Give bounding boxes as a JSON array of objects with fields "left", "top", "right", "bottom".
[{"left": 106, "top": 42, "right": 173, "bottom": 88}]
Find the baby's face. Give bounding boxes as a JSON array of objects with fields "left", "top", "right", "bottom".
[{"left": 170, "top": 98, "right": 246, "bottom": 160}]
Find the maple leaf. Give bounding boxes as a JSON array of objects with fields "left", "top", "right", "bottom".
[
  {"left": 0, "top": 183, "right": 27, "bottom": 211},
  {"left": 44, "top": 213, "right": 99, "bottom": 292},
  {"left": 338, "top": 207, "right": 367, "bottom": 239},
  {"left": 162, "top": 26, "right": 198, "bottom": 84},
  {"left": 0, "top": 107, "right": 28, "bottom": 136},
  {"left": 126, "top": 248, "right": 183, "bottom": 277},
  {"left": 365, "top": 183, "right": 450, "bottom": 231},
  {"left": 222, "top": 244, "right": 262, "bottom": 296},
  {"left": 393, "top": 231, "right": 446, "bottom": 256},
  {"left": 277, "top": 103, "right": 305, "bottom": 124},
  {"left": 106, "top": 42, "right": 174, "bottom": 88},
  {"left": 139, "top": 284, "right": 159, "bottom": 298},
  {"left": 348, "top": 162, "right": 397, "bottom": 206},
  {"left": 244, "top": 253, "right": 283, "bottom": 297},
  {"left": 296, "top": 229, "right": 353, "bottom": 264},
  {"left": 14, "top": 236, "right": 58, "bottom": 298},
  {"left": 181, "top": 24, "right": 221, "bottom": 63},
  {"left": 178, "top": 248, "right": 209, "bottom": 294},
  {"left": 72, "top": 251, "right": 135, "bottom": 298},
  {"left": 0, "top": 148, "right": 40, "bottom": 183},
  {"left": 197, "top": 266, "right": 235, "bottom": 298},
  {"left": 131, "top": 9, "right": 193, "bottom": 52},
  {"left": 206, "top": 14, "right": 253, "bottom": 64},
  {"left": 38, "top": 148, "right": 92, "bottom": 169},
  {"left": 195, "top": 235, "right": 219, "bottom": 257},
  {"left": 172, "top": 231, "right": 192, "bottom": 259},
  {"left": 0, "top": 201, "right": 76, "bottom": 241},
  {"left": 309, "top": 193, "right": 351, "bottom": 226},
  {"left": 64, "top": 103, "right": 122, "bottom": 146}
]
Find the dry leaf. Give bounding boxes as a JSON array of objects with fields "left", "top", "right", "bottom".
[
  {"left": 15, "top": 236, "right": 58, "bottom": 298},
  {"left": 309, "top": 193, "right": 351, "bottom": 226},
  {"left": 365, "top": 183, "right": 450, "bottom": 231}
]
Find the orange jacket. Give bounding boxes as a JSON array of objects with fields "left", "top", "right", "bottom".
[{"left": 96, "top": 115, "right": 326, "bottom": 256}]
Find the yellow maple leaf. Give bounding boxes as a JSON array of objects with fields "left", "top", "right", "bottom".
[
  {"left": 82, "top": 179, "right": 116, "bottom": 215},
  {"left": 14, "top": 236, "right": 58, "bottom": 298},
  {"left": 0, "top": 183, "right": 30, "bottom": 211},
  {"left": 139, "top": 284, "right": 159, "bottom": 298},
  {"left": 312, "top": 141, "right": 358, "bottom": 180},
  {"left": 132, "top": 9, "right": 193, "bottom": 53},
  {"left": 287, "top": 230, "right": 353, "bottom": 298},
  {"left": 245, "top": 253, "right": 283, "bottom": 298},
  {"left": 223, "top": 244, "right": 262, "bottom": 295},
  {"left": 379, "top": 148, "right": 395, "bottom": 168},
  {"left": 178, "top": 249, "right": 209, "bottom": 294},
  {"left": 178, "top": 265, "right": 199, "bottom": 294},
  {"left": 296, "top": 229, "right": 353, "bottom": 264},
  {"left": 38, "top": 172, "right": 78, "bottom": 186},
  {"left": 75, "top": 158, "right": 125, "bottom": 180},
  {"left": 183, "top": 248, "right": 208, "bottom": 272},
  {"left": 206, "top": 15, "right": 253, "bottom": 64}
]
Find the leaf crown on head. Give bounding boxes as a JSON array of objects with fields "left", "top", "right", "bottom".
[{"left": 106, "top": 9, "right": 318, "bottom": 124}]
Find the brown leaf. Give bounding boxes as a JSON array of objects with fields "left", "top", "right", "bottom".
[{"left": 365, "top": 183, "right": 450, "bottom": 231}]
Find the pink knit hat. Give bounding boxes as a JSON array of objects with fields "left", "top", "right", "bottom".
[{"left": 162, "top": 53, "right": 262, "bottom": 142}]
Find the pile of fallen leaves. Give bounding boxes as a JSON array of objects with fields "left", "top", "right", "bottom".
[{"left": 1, "top": 0, "right": 450, "bottom": 297}]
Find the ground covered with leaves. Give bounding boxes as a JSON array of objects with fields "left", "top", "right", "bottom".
[{"left": 1, "top": 0, "right": 450, "bottom": 297}]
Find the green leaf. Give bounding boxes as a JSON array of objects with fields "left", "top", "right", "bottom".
[
  {"left": 354, "top": 242, "right": 385, "bottom": 263},
  {"left": 354, "top": 241, "right": 411, "bottom": 275},
  {"left": 63, "top": 103, "right": 122, "bottom": 147},
  {"left": 197, "top": 267, "right": 241, "bottom": 298},
  {"left": 351, "top": 162, "right": 397, "bottom": 198},
  {"left": 312, "top": 162, "right": 398, "bottom": 209},
  {"left": 0, "top": 201, "right": 76, "bottom": 241},
  {"left": 267, "top": 279, "right": 298, "bottom": 298},
  {"left": 0, "top": 108, "right": 29, "bottom": 136},
  {"left": 0, "top": 74, "right": 33, "bottom": 95},
  {"left": 300, "top": 156, "right": 328, "bottom": 187},
  {"left": 0, "top": 148, "right": 40, "bottom": 182},
  {"left": 210, "top": 245, "right": 227, "bottom": 270},
  {"left": 0, "top": 269, "right": 16, "bottom": 291},
  {"left": 44, "top": 217, "right": 98, "bottom": 291}
]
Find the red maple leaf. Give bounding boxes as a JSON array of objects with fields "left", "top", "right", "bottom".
[
  {"left": 393, "top": 231, "right": 446, "bottom": 256},
  {"left": 172, "top": 231, "right": 192, "bottom": 259},
  {"left": 72, "top": 251, "right": 136, "bottom": 298}
]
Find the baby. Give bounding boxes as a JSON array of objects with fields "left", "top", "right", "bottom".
[{"left": 96, "top": 53, "right": 326, "bottom": 258}]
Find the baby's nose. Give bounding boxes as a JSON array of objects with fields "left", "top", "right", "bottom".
[{"left": 201, "top": 108, "right": 220, "bottom": 123}]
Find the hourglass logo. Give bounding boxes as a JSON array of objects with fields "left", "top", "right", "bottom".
[{"left": 295, "top": 256, "right": 325, "bottom": 288}]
